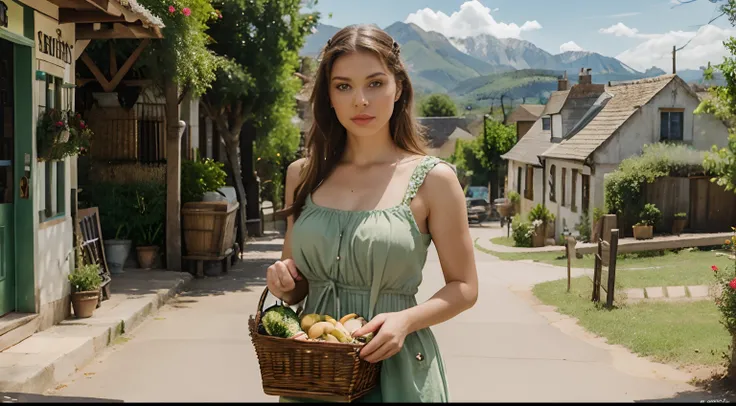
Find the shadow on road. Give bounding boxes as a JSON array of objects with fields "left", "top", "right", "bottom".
[{"left": 2, "top": 392, "right": 123, "bottom": 403}]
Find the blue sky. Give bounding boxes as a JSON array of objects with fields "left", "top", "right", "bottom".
[{"left": 306, "top": 0, "right": 735, "bottom": 71}]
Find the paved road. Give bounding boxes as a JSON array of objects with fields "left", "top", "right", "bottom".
[{"left": 39, "top": 223, "right": 714, "bottom": 402}]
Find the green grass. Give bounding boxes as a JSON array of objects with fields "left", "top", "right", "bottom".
[
  {"left": 533, "top": 276, "right": 731, "bottom": 367},
  {"left": 476, "top": 242, "right": 734, "bottom": 288},
  {"left": 490, "top": 236, "right": 515, "bottom": 247}
]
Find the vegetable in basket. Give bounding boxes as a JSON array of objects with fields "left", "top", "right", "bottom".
[{"left": 261, "top": 304, "right": 303, "bottom": 338}]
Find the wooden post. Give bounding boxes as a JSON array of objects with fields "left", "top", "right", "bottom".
[
  {"left": 593, "top": 237, "right": 602, "bottom": 302},
  {"left": 165, "top": 78, "right": 184, "bottom": 271},
  {"left": 606, "top": 229, "right": 619, "bottom": 309},
  {"left": 566, "top": 236, "right": 577, "bottom": 293}
]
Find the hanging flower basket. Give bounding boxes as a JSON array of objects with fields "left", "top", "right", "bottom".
[{"left": 37, "top": 109, "right": 93, "bottom": 162}]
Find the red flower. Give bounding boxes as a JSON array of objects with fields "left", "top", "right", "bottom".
[
  {"left": 713, "top": 265, "right": 719, "bottom": 272},
  {"left": 56, "top": 121, "right": 64, "bottom": 127},
  {"left": 168, "top": 5, "right": 175, "bottom": 13},
  {"left": 729, "top": 278, "right": 736, "bottom": 290},
  {"left": 80, "top": 123, "right": 86, "bottom": 129},
  {"left": 182, "top": 7, "right": 191, "bottom": 16}
]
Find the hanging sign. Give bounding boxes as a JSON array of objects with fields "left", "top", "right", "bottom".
[{"left": 37, "top": 28, "right": 73, "bottom": 65}]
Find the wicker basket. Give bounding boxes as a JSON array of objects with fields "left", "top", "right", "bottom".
[{"left": 248, "top": 287, "right": 381, "bottom": 402}]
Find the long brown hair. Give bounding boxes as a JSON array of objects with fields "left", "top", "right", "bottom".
[{"left": 288, "top": 24, "right": 427, "bottom": 220}]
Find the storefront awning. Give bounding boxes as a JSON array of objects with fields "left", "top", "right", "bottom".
[{"left": 49, "top": 0, "right": 164, "bottom": 39}]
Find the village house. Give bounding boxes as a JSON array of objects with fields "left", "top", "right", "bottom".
[
  {"left": 418, "top": 116, "right": 475, "bottom": 160},
  {"left": 502, "top": 69, "right": 730, "bottom": 239},
  {"left": 506, "top": 103, "right": 544, "bottom": 141},
  {"left": 0, "top": 0, "right": 164, "bottom": 351}
]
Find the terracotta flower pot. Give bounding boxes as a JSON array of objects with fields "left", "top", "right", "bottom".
[
  {"left": 632, "top": 225, "right": 653, "bottom": 240},
  {"left": 71, "top": 290, "right": 100, "bottom": 319},
  {"left": 136, "top": 246, "right": 159, "bottom": 269},
  {"left": 672, "top": 218, "right": 687, "bottom": 236},
  {"left": 532, "top": 224, "right": 547, "bottom": 247}
]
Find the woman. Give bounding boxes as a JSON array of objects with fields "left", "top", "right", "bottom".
[{"left": 266, "top": 24, "right": 478, "bottom": 403}]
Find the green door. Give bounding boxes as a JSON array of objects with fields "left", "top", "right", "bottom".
[{"left": 0, "top": 38, "right": 16, "bottom": 317}]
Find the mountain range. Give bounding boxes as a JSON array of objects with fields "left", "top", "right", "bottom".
[{"left": 301, "top": 22, "right": 716, "bottom": 103}]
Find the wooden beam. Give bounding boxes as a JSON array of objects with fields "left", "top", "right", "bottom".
[
  {"left": 76, "top": 78, "right": 153, "bottom": 87},
  {"left": 83, "top": 0, "right": 110, "bottom": 13},
  {"left": 59, "top": 9, "right": 125, "bottom": 24},
  {"left": 74, "top": 39, "right": 91, "bottom": 61},
  {"left": 79, "top": 39, "right": 149, "bottom": 92},
  {"left": 109, "top": 41, "right": 117, "bottom": 77},
  {"left": 76, "top": 23, "right": 162, "bottom": 40},
  {"left": 576, "top": 232, "right": 733, "bottom": 255}
]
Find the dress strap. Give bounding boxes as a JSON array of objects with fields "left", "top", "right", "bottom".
[{"left": 401, "top": 156, "right": 451, "bottom": 206}]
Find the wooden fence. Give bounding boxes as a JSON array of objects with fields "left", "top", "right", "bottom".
[{"left": 642, "top": 176, "right": 736, "bottom": 234}]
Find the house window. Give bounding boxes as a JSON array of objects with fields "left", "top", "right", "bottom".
[
  {"left": 571, "top": 169, "right": 578, "bottom": 213},
  {"left": 524, "top": 165, "right": 534, "bottom": 200},
  {"left": 542, "top": 117, "right": 551, "bottom": 131},
  {"left": 517, "top": 167, "right": 522, "bottom": 195},
  {"left": 39, "top": 74, "right": 66, "bottom": 222},
  {"left": 561, "top": 167, "right": 567, "bottom": 207},
  {"left": 549, "top": 165, "right": 556, "bottom": 202},
  {"left": 582, "top": 174, "right": 590, "bottom": 215},
  {"left": 660, "top": 110, "right": 684, "bottom": 141}
]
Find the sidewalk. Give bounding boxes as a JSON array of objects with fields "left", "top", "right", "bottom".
[{"left": 0, "top": 269, "right": 192, "bottom": 394}]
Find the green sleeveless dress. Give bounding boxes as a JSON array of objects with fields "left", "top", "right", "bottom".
[{"left": 281, "top": 155, "right": 451, "bottom": 403}]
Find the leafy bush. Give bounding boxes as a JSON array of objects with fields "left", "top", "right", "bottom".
[
  {"left": 604, "top": 143, "right": 706, "bottom": 226},
  {"left": 507, "top": 191, "right": 520, "bottom": 205},
  {"left": 181, "top": 156, "right": 227, "bottom": 203},
  {"left": 80, "top": 182, "right": 165, "bottom": 246},
  {"left": 511, "top": 215, "right": 533, "bottom": 248},
  {"left": 711, "top": 229, "right": 736, "bottom": 334},
  {"left": 593, "top": 207, "right": 604, "bottom": 224},
  {"left": 528, "top": 203, "right": 554, "bottom": 224},
  {"left": 68, "top": 263, "right": 102, "bottom": 293},
  {"left": 575, "top": 211, "right": 592, "bottom": 243},
  {"left": 638, "top": 203, "right": 661, "bottom": 227}
]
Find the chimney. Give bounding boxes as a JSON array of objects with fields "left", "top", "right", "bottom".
[
  {"left": 558, "top": 71, "right": 568, "bottom": 91},
  {"left": 579, "top": 67, "right": 592, "bottom": 85}
]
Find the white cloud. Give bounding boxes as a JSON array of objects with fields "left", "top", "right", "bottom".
[
  {"left": 599, "top": 22, "right": 640, "bottom": 37},
  {"left": 560, "top": 41, "right": 584, "bottom": 53},
  {"left": 615, "top": 24, "right": 736, "bottom": 71},
  {"left": 608, "top": 12, "right": 641, "bottom": 18},
  {"left": 404, "top": 0, "right": 541, "bottom": 39}
]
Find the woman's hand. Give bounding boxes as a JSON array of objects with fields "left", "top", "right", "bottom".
[
  {"left": 266, "top": 258, "right": 302, "bottom": 302},
  {"left": 353, "top": 312, "right": 412, "bottom": 363}
]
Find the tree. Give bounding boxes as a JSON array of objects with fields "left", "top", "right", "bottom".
[
  {"left": 419, "top": 94, "right": 458, "bottom": 117},
  {"left": 201, "top": 0, "right": 318, "bottom": 244},
  {"left": 695, "top": 0, "right": 736, "bottom": 193},
  {"left": 449, "top": 119, "right": 516, "bottom": 197}
]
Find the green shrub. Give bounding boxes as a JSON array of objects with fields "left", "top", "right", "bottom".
[
  {"left": 575, "top": 211, "right": 592, "bottom": 243},
  {"left": 604, "top": 143, "right": 706, "bottom": 227},
  {"left": 638, "top": 203, "right": 662, "bottom": 227},
  {"left": 181, "top": 155, "right": 227, "bottom": 204},
  {"left": 528, "top": 203, "right": 554, "bottom": 224},
  {"left": 511, "top": 215, "right": 533, "bottom": 248},
  {"left": 68, "top": 263, "right": 102, "bottom": 293},
  {"left": 593, "top": 207, "right": 604, "bottom": 224},
  {"left": 674, "top": 212, "right": 688, "bottom": 219},
  {"left": 507, "top": 191, "right": 520, "bottom": 205}
]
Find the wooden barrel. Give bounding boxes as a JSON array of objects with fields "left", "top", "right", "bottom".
[{"left": 182, "top": 201, "right": 240, "bottom": 256}]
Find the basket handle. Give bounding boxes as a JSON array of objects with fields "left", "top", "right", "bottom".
[{"left": 254, "top": 286, "right": 271, "bottom": 327}]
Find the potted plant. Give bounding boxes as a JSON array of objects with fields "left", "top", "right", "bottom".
[
  {"left": 672, "top": 212, "right": 687, "bottom": 235},
  {"left": 104, "top": 223, "right": 133, "bottom": 274},
  {"left": 133, "top": 189, "right": 165, "bottom": 269},
  {"left": 632, "top": 203, "right": 661, "bottom": 240},
  {"left": 528, "top": 204, "right": 554, "bottom": 247},
  {"left": 68, "top": 262, "right": 103, "bottom": 318}
]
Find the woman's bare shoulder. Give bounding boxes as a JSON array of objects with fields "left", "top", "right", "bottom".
[{"left": 421, "top": 159, "right": 463, "bottom": 207}]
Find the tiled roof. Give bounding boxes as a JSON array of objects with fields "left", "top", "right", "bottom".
[
  {"left": 500, "top": 121, "right": 547, "bottom": 166},
  {"left": 507, "top": 104, "right": 545, "bottom": 123},
  {"left": 418, "top": 117, "right": 474, "bottom": 149},
  {"left": 542, "top": 90, "right": 570, "bottom": 116},
  {"left": 542, "top": 74, "right": 681, "bottom": 161}
]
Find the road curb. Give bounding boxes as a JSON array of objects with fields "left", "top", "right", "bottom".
[{"left": 0, "top": 272, "right": 193, "bottom": 394}]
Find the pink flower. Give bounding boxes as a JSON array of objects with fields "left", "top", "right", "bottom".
[
  {"left": 713, "top": 265, "right": 719, "bottom": 272},
  {"left": 182, "top": 7, "right": 191, "bottom": 16},
  {"left": 168, "top": 5, "right": 175, "bottom": 13},
  {"left": 80, "top": 122, "right": 86, "bottom": 129},
  {"left": 729, "top": 278, "right": 736, "bottom": 290},
  {"left": 56, "top": 121, "right": 63, "bottom": 127}
]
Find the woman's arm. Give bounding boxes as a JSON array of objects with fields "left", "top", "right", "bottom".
[
  {"left": 355, "top": 163, "right": 478, "bottom": 363},
  {"left": 401, "top": 163, "right": 479, "bottom": 331},
  {"left": 276, "top": 158, "right": 310, "bottom": 305}
]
